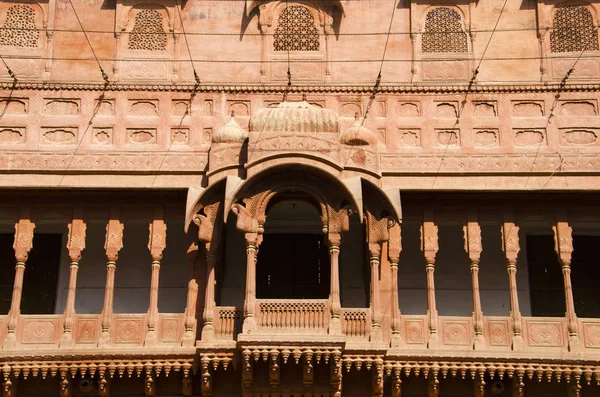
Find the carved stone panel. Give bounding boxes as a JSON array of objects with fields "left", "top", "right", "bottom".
[
  {"left": 527, "top": 321, "right": 564, "bottom": 347},
  {"left": 41, "top": 127, "right": 77, "bottom": 145},
  {"left": 560, "top": 100, "right": 597, "bottom": 116},
  {"left": 398, "top": 102, "right": 420, "bottom": 117},
  {"left": 127, "top": 128, "right": 157, "bottom": 144},
  {"left": 0, "top": 98, "right": 27, "bottom": 114},
  {"left": 474, "top": 129, "right": 499, "bottom": 147},
  {"left": 442, "top": 320, "right": 470, "bottom": 346},
  {"left": 227, "top": 100, "right": 251, "bottom": 116},
  {"left": 92, "top": 127, "right": 113, "bottom": 145},
  {"left": 128, "top": 99, "right": 159, "bottom": 116},
  {"left": 75, "top": 318, "right": 99, "bottom": 344},
  {"left": 160, "top": 316, "right": 182, "bottom": 343},
  {"left": 436, "top": 129, "right": 460, "bottom": 146},
  {"left": 398, "top": 129, "right": 421, "bottom": 147},
  {"left": 43, "top": 98, "right": 80, "bottom": 115},
  {"left": 405, "top": 319, "right": 426, "bottom": 344},
  {"left": 514, "top": 129, "right": 546, "bottom": 146},
  {"left": 560, "top": 128, "right": 598, "bottom": 146},
  {"left": 423, "top": 60, "right": 467, "bottom": 81},
  {"left": 582, "top": 322, "right": 600, "bottom": 348},
  {"left": 21, "top": 319, "right": 58, "bottom": 344},
  {"left": 473, "top": 101, "right": 497, "bottom": 117},
  {"left": 512, "top": 101, "right": 544, "bottom": 117},
  {"left": 487, "top": 320, "right": 510, "bottom": 346},
  {"left": 0, "top": 127, "right": 25, "bottom": 144},
  {"left": 435, "top": 101, "right": 458, "bottom": 118},
  {"left": 115, "top": 318, "right": 144, "bottom": 344},
  {"left": 171, "top": 128, "right": 189, "bottom": 145},
  {"left": 122, "top": 61, "right": 168, "bottom": 81}
]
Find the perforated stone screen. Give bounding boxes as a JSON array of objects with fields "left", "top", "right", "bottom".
[
  {"left": 422, "top": 7, "right": 468, "bottom": 53},
  {"left": 273, "top": 6, "right": 319, "bottom": 52},
  {"left": 128, "top": 9, "right": 167, "bottom": 51},
  {"left": 0, "top": 5, "right": 39, "bottom": 48},
  {"left": 550, "top": 6, "right": 599, "bottom": 53}
]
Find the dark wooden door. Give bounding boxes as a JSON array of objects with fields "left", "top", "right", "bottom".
[{"left": 256, "top": 233, "right": 330, "bottom": 299}]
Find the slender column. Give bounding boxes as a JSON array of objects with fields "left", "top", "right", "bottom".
[
  {"left": 242, "top": 233, "right": 258, "bottom": 333},
  {"left": 182, "top": 239, "right": 199, "bottom": 347},
  {"left": 464, "top": 211, "right": 484, "bottom": 350},
  {"left": 501, "top": 209, "right": 523, "bottom": 351},
  {"left": 99, "top": 211, "right": 124, "bottom": 347},
  {"left": 553, "top": 211, "right": 580, "bottom": 351},
  {"left": 60, "top": 208, "right": 86, "bottom": 347},
  {"left": 421, "top": 210, "right": 439, "bottom": 348},
  {"left": 324, "top": 18, "right": 332, "bottom": 82},
  {"left": 328, "top": 233, "right": 342, "bottom": 335},
  {"left": 388, "top": 221, "right": 403, "bottom": 348},
  {"left": 369, "top": 243, "right": 383, "bottom": 342},
  {"left": 201, "top": 246, "right": 217, "bottom": 341},
  {"left": 145, "top": 209, "right": 167, "bottom": 346},
  {"left": 4, "top": 210, "right": 35, "bottom": 349}
]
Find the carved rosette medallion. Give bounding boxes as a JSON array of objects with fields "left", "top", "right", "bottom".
[
  {"left": 22, "top": 320, "right": 57, "bottom": 344},
  {"left": 442, "top": 322, "right": 469, "bottom": 346},
  {"left": 583, "top": 323, "right": 600, "bottom": 348},
  {"left": 527, "top": 322, "right": 563, "bottom": 347},
  {"left": 406, "top": 320, "right": 425, "bottom": 344},
  {"left": 115, "top": 319, "right": 143, "bottom": 343},
  {"left": 488, "top": 321, "right": 510, "bottom": 346},
  {"left": 75, "top": 318, "right": 99, "bottom": 344}
]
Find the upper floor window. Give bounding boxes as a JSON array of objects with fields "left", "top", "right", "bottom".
[
  {"left": 0, "top": 5, "right": 39, "bottom": 48},
  {"left": 422, "top": 7, "right": 468, "bottom": 53},
  {"left": 550, "top": 6, "right": 599, "bottom": 53},
  {"left": 273, "top": 5, "right": 319, "bottom": 51},
  {"left": 128, "top": 9, "right": 167, "bottom": 51}
]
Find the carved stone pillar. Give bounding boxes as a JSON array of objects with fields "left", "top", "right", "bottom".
[
  {"left": 243, "top": 232, "right": 258, "bottom": 333},
  {"left": 391, "top": 367, "right": 402, "bottom": 397},
  {"left": 369, "top": 243, "right": 383, "bottom": 342},
  {"left": 464, "top": 212, "right": 484, "bottom": 350},
  {"left": 421, "top": 210, "right": 439, "bottom": 348},
  {"left": 202, "top": 245, "right": 218, "bottom": 341},
  {"left": 232, "top": 203, "right": 260, "bottom": 334},
  {"left": 388, "top": 221, "right": 403, "bottom": 348},
  {"left": 501, "top": 210, "right": 523, "bottom": 351},
  {"left": 99, "top": 213, "right": 124, "bottom": 347},
  {"left": 553, "top": 211, "right": 581, "bottom": 351},
  {"left": 182, "top": 239, "right": 199, "bottom": 347},
  {"left": 61, "top": 208, "right": 86, "bottom": 347},
  {"left": 5, "top": 210, "right": 35, "bottom": 349},
  {"left": 145, "top": 210, "right": 167, "bottom": 346},
  {"left": 257, "top": 8, "right": 271, "bottom": 83},
  {"left": 328, "top": 232, "right": 342, "bottom": 335}
]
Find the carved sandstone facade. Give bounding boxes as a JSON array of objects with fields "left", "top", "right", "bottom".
[{"left": 1, "top": 1, "right": 600, "bottom": 397}]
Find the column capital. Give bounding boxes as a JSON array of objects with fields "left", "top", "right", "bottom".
[
  {"left": 13, "top": 214, "right": 35, "bottom": 263},
  {"left": 104, "top": 212, "right": 124, "bottom": 262},
  {"left": 553, "top": 219, "right": 573, "bottom": 266},
  {"left": 421, "top": 210, "right": 438, "bottom": 264},
  {"left": 67, "top": 208, "right": 86, "bottom": 263},
  {"left": 148, "top": 211, "right": 167, "bottom": 262}
]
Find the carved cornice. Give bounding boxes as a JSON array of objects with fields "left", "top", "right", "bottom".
[{"left": 2, "top": 81, "right": 600, "bottom": 94}]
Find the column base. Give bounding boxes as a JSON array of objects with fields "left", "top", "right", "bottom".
[
  {"left": 201, "top": 324, "right": 215, "bottom": 341},
  {"left": 473, "top": 334, "right": 486, "bottom": 350},
  {"left": 3, "top": 333, "right": 17, "bottom": 349},
  {"left": 511, "top": 334, "right": 524, "bottom": 352},
  {"left": 98, "top": 330, "right": 111, "bottom": 348},
  {"left": 370, "top": 325, "right": 383, "bottom": 343},
  {"left": 328, "top": 318, "right": 342, "bottom": 336},
  {"left": 390, "top": 333, "right": 405, "bottom": 349},
  {"left": 144, "top": 330, "right": 158, "bottom": 347},
  {"left": 568, "top": 334, "right": 583, "bottom": 352},
  {"left": 427, "top": 331, "right": 439, "bottom": 349},
  {"left": 242, "top": 316, "right": 256, "bottom": 335},
  {"left": 59, "top": 331, "right": 74, "bottom": 348}
]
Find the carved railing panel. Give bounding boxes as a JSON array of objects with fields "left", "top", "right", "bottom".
[
  {"left": 256, "top": 299, "right": 329, "bottom": 333},
  {"left": 484, "top": 316, "right": 512, "bottom": 349},
  {"left": 440, "top": 317, "right": 473, "bottom": 349},
  {"left": 159, "top": 314, "right": 185, "bottom": 344},
  {"left": 523, "top": 318, "right": 568, "bottom": 350},
  {"left": 341, "top": 308, "right": 370, "bottom": 339},
  {"left": 215, "top": 306, "right": 241, "bottom": 339},
  {"left": 18, "top": 315, "right": 62, "bottom": 346},
  {"left": 403, "top": 315, "right": 428, "bottom": 347},
  {"left": 113, "top": 314, "right": 147, "bottom": 346},
  {"left": 581, "top": 318, "right": 600, "bottom": 349},
  {"left": 74, "top": 314, "right": 101, "bottom": 345}
]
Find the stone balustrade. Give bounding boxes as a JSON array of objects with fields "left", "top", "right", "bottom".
[
  {"left": 255, "top": 299, "right": 329, "bottom": 333},
  {"left": 341, "top": 308, "right": 371, "bottom": 339},
  {"left": 215, "top": 307, "right": 241, "bottom": 339}
]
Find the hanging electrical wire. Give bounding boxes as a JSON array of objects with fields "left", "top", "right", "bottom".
[
  {"left": 524, "top": 45, "right": 589, "bottom": 190},
  {"left": 0, "top": 54, "right": 17, "bottom": 83},
  {"left": 430, "top": 0, "right": 508, "bottom": 190},
  {"left": 175, "top": 0, "right": 201, "bottom": 88},
  {"left": 67, "top": 0, "right": 109, "bottom": 84}
]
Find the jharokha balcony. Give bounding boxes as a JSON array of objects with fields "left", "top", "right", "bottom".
[
  {"left": 1, "top": 102, "right": 600, "bottom": 396},
  {"left": 1, "top": 191, "right": 600, "bottom": 396}
]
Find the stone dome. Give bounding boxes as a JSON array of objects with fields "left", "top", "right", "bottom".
[
  {"left": 340, "top": 113, "right": 377, "bottom": 146},
  {"left": 250, "top": 101, "right": 339, "bottom": 134},
  {"left": 212, "top": 113, "right": 247, "bottom": 143}
]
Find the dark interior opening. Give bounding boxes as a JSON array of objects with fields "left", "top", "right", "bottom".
[
  {"left": 526, "top": 234, "right": 600, "bottom": 318},
  {"left": 0, "top": 233, "right": 62, "bottom": 315},
  {"left": 256, "top": 196, "right": 330, "bottom": 299}
]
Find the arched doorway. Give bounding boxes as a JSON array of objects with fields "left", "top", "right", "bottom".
[{"left": 256, "top": 193, "right": 330, "bottom": 299}]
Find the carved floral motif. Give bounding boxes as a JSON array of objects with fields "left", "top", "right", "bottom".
[
  {"left": 488, "top": 321, "right": 510, "bottom": 346},
  {"left": 528, "top": 322, "right": 563, "bottom": 347},
  {"left": 75, "top": 319, "right": 98, "bottom": 344},
  {"left": 583, "top": 323, "right": 600, "bottom": 348},
  {"left": 406, "top": 320, "right": 425, "bottom": 344},
  {"left": 116, "top": 319, "right": 143, "bottom": 343},
  {"left": 22, "top": 321, "right": 57, "bottom": 344},
  {"left": 442, "top": 322, "right": 469, "bottom": 345}
]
